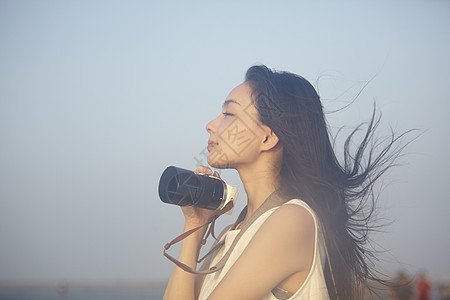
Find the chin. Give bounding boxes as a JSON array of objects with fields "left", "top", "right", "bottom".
[{"left": 207, "top": 156, "right": 234, "bottom": 169}]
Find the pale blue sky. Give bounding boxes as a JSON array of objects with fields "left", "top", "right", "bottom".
[{"left": 1, "top": 0, "right": 449, "bottom": 284}]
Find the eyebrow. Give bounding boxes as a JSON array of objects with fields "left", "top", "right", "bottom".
[{"left": 222, "top": 99, "right": 241, "bottom": 108}]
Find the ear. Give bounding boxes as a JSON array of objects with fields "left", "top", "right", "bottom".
[{"left": 260, "top": 126, "right": 280, "bottom": 151}]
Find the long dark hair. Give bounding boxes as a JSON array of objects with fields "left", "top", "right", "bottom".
[{"left": 245, "top": 65, "right": 411, "bottom": 299}]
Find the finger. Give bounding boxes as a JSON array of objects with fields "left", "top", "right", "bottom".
[
  {"left": 195, "top": 165, "right": 212, "bottom": 175},
  {"left": 194, "top": 165, "right": 204, "bottom": 174},
  {"left": 213, "top": 171, "right": 221, "bottom": 178}
]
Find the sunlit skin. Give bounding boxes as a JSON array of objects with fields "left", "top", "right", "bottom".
[
  {"left": 206, "top": 82, "right": 284, "bottom": 219},
  {"left": 163, "top": 82, "right": 315, "bottom": 300}
]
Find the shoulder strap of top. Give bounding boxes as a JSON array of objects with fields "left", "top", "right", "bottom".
[
  {"left": 163, "top": 191, "right": 339, "bottom": 299},
  {"left": 163, "top": 189, "right": 286, "bottom": 275},
  {"left": 205, "top": 189, "right": 287, "bottom": 273},
  {"left": 280, "top": 199, "right": 339, "bottom": 299}
]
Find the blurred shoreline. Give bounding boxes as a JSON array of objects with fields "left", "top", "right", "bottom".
[
  {"left": 0, "top": 280, "right": 167, "bottom": 290},
  {"left": 0, "top": 281, "right": 166, "bottom": 300},
  {"left": 2, "top": 278, "right": 450, "bottom": 300}
]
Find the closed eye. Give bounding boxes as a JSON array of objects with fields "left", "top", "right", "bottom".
[{"left": 223, "top": 112, "right": 234, "bottom": 117}]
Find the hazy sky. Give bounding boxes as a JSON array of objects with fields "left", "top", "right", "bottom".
[{"left": 1, "top": 0, "right": 449, "bottom": 284}]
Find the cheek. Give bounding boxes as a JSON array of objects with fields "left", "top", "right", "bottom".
[{"left": 216, "top": 118, "right": 261, "bottom": 159}]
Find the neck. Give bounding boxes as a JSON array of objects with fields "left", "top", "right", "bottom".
[{"left": 236, "top": 161, "right": 280, "bottom": 220}]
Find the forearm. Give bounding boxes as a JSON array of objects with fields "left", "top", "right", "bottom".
[{"left": 163, "top": 223, "right": 207, "bottom": 300}]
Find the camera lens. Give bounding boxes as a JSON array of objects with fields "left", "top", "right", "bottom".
[
  {"left": 167, "top": 173, "right": 201, "bottom": 206},
  {"left": 158, "top": 166, "right": 225, "bottom": 210}
]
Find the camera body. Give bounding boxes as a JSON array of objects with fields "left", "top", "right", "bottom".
[{"left": 158, "top": 166, "right": 238, "bottom": 213}]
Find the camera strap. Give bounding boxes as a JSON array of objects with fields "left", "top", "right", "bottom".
[
  {"left": 162, "top": 189, "right": 339, "bottom": 299},
  {"left": 163, "top": 189, "right": 286, "bottom": 275}
]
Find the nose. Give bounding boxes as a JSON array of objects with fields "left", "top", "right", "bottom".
[{"left": 206, "top": 115, "right": 220, "bottom": 135}]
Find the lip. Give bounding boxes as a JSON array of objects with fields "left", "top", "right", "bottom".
[{"left": 207, "top": 141, "right": 218, "bottom": 151}]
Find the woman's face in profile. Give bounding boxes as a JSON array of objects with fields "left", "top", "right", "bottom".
[{"left": 206, "top": 82, "right": 266, "bottom": 169}]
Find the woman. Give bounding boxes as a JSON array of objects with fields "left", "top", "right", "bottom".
[{"left": 163, "top": 65, "right": 407, "bottom": 299}]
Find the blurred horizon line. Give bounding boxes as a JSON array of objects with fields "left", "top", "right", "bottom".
[{"left": 0, "top": 280, "right": 167, "bottom": 290}]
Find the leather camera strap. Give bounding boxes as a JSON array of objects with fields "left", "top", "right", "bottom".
[
  {"left": 163, "top": 200, "right": 234, "bottom": 273},
  {"left": 163, "top": 189, "right": 339, "bottom": 299},
  {"left": 163, "top": 189, "right": 285, "bottom": 275}
]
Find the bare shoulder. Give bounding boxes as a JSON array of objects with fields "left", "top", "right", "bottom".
[
  {"left": 206, "top": 202, "right": 317, "bottom": 299},
  {"left": 249, "top": 201, "right": 316, "bottom": 261},
  {"left": 263, "top": 202, "right": 315, "bottom": 238}
]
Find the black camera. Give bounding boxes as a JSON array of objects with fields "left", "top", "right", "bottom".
[{"left": 158, "top": 166, "right": 238, "bottom": 211}]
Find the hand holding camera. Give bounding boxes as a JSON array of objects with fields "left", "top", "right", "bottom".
[
  {"left": 158, "top": 165, "right": 239, "bottom": 227},
  {"left": 181, "top": 166, "right": 224, "bottom": 227}
]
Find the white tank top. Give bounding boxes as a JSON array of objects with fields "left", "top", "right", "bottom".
[{"left": 198, "top": 199, "right": 330, "bottom": 300}]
